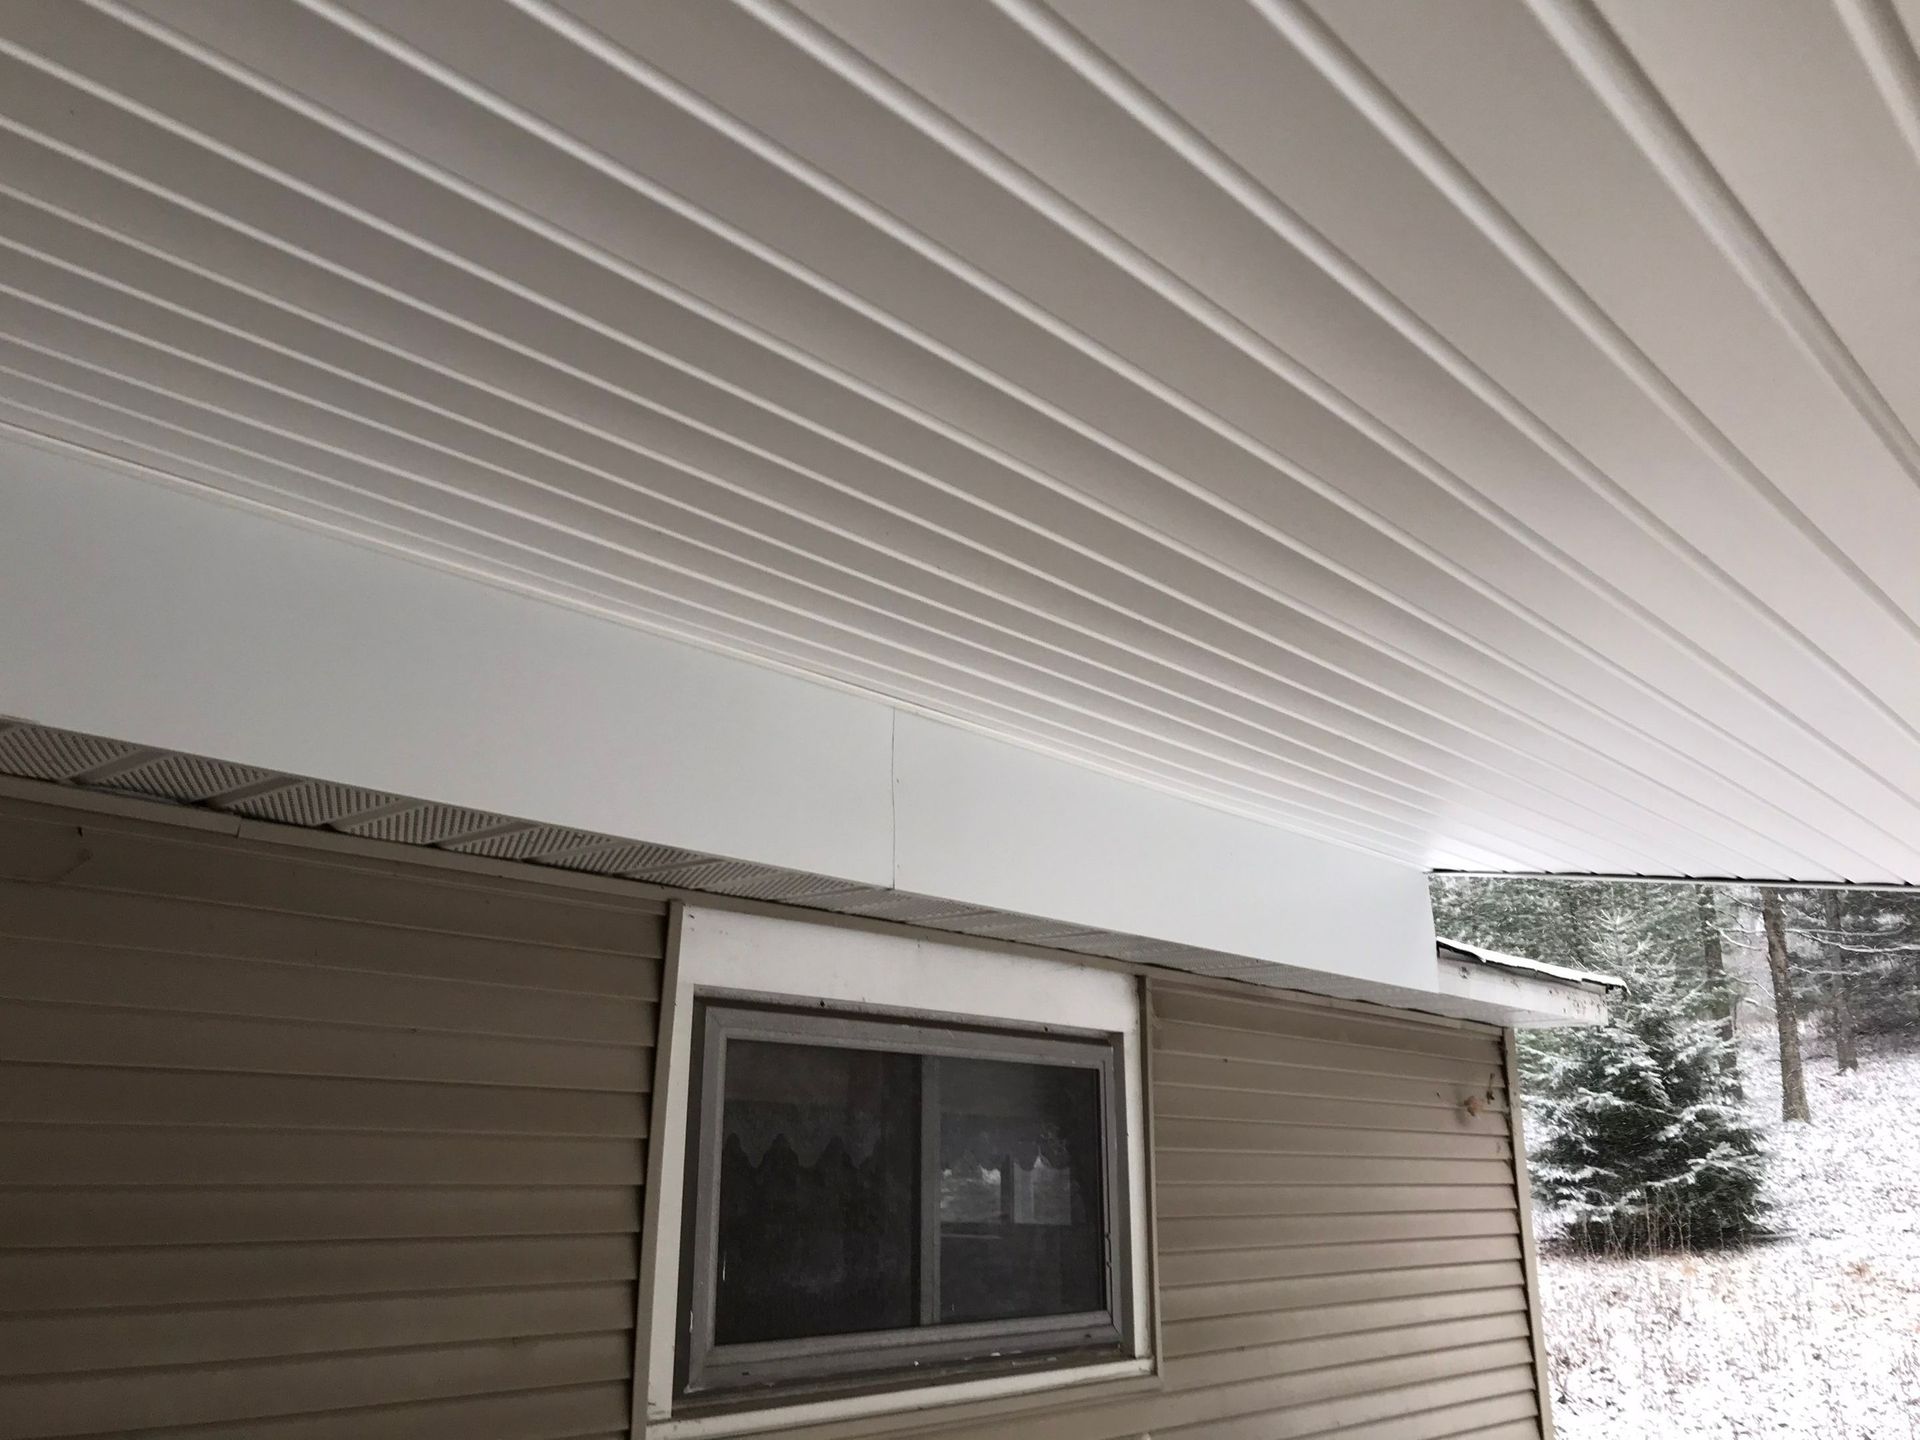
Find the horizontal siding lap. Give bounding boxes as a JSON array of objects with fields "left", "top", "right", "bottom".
[
  {"left": 0, "top": 1002, "right": 652, "bottom": 1091},
  {"left": 1161, "top": 1286, "right": 1530, "bottom": 1361},
  {"left": 0, "top": 1334, "right": 635, "bottom": 1439},
  {"left": 0, "top": 890, "right": 652, "bottom": 1006},
  {"left": 0, "top": 1065, "right": 649, "bottom": 1137},
  {"left": 1152, "top": 1381, "right": 1540, "bottom": 1440},
  {"left": 1154, "top": 1116, "right": 1512, "bottom": 1159},
  {"left": 0, "top": 1235, "right": 639, "bottom": 1311},
  {"left": 1137, "top": 1352, "right": 1539, "bottom": 1440},
  {"left": 0, "top": 1282, "right": 636, "bottom": 1374},
  {"left": 1154, "top": 1051, "right": 1507, "bottom": 1110},
  {"left": 0, "top": 883, "right": 658, "bottom": 997},
  {"left": 1157, "top": 1151, "right": 1516, "bottom": 1188},
  {"left": 1161, "top": 1312, "right": 1535, "bottom": 1393},
  {"left": 1156, "top": 1210, "right": 1520, "bottom": 1256},
  {"left": 0, "top": 936, "right": 655, "bottom": 1043},
  {"left": 0, "top": 798, "right": 662, "bottom": 1440},
  {"left": 0, "top": 1126, "right": 646, "bottom": 1186},
  {"left": 893, "top": 1343, "right": 1538, "bottom": 1440},
  {"left": 1152, "top": 1085, "right": 1511, "bottom": 1131},
  {"left": 1158, "top": 1261, "right": 1528, "bottom": 1325},
  {"left": 1158, "top": 1235, "right": 1524, "bottom": 1290},
  {"left": 1149, "top": 989, "right": 1503, "bottom": 1063},
  {"left": 1153, "top": 1019, "right": 1509, "bottom": 1087},
  {"left": 1155, "top": 1182, "right": 1520, "bottom": 1219},
  {"left": 43, "top": 1382, "right": 638, "bottom": 1440},
  {"left": 0, "top": 1186, "right": 639, "bottom": 1248},
  {"left": 0, "top": 809, "right": 664, "bottom": 952}
]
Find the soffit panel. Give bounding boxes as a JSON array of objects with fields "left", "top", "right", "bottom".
[{"left": 2, "top": 0, "right": 1919, "bottom": 880}]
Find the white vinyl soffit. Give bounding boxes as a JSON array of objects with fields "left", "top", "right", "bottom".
[{"left": 4, "top": 0, "right": 1920, "bottom": 881}]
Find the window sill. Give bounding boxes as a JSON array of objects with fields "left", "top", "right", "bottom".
[{"left": 644, "top": 1355, "right": 1157, "bottom": 1438}]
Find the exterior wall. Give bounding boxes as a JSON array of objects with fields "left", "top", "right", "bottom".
[
  {"left": 0, "top": 793, "right": 666, "bottom": 1438},
  {"left": 0, "top": 435, "right": 1437, "bottom": 990},
  {"left": 0, "top": 789, "right": 1542, "bottom": 1440}
]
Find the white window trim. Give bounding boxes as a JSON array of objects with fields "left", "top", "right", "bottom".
[{"left": 641, "top": 904, "right": 1154, "bottom": 1438}]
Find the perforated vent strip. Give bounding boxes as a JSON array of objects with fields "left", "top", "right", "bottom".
[
  {"left": 446, "top": 825, "right": 609, "bottom": 860},
  {"left": 645, "top": 859, "right": 869, "bottom": 903},
  {"left": 97, "top": 752, "right": 277, "bottom": 803},
  {"left": 338, "top": 803, "right": 516, "bottom": 847},
  {"left": 551, "top": 842, "right": 710, "bottom": 876},
  {"left": 221, "top": 781, "right": 402, "bottom": 828},
  {"left": 0, "top": 725, "right": 140, "bottom": 781}
]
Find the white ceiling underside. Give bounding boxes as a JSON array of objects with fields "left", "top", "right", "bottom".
[{"left": 6, "top": 1, "right": 1920, "bottom": 882}]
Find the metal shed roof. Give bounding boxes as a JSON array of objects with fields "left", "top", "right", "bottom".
[{"left": 4, "top": 1, "right": 1920, "bottom": 882}]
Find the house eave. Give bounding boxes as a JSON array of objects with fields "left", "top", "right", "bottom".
[
  {"left": 0, "top": 722, "right": 1552, "bottom": 1032},
  {"left": 1435, "top": 938, "right": 1620, "bottom": 1028}
]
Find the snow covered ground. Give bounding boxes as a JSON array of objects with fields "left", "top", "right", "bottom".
[{"left": 1537, "top": 1037, "right": 1920, "bottom": 1437}]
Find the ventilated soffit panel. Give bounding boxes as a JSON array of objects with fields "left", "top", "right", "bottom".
[{"left": 5, "top": 1, "right": 1920, "bottom": 881}]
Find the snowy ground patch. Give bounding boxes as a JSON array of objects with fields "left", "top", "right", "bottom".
[{"left": 1538, "top": 1038, "right": 1920, "bottom": 1437}]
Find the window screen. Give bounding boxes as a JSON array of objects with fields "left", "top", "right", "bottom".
[
  {"left": 713, "top": 1040, "right": 919, "bottom": 1344},
  {"left": 935, "top": 1055, "right": 1106, "bottom": 1324},
  {"left": 680, "top": 1002, "right": 1130, "bottom": 1400}
]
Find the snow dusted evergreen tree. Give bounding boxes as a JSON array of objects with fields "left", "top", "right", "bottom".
[
  {"left": 1433, "top": 876, "right": 1769, "bottom": 1251},
  {"left": 1524, "top": 900, "right": 1766, "bottom": 1252}
]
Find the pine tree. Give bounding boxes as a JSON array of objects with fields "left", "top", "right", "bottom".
[{"left": 1524, "top": 900, "right": 1767, "bottom": 1252}]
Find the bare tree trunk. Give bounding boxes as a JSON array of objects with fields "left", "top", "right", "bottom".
[
  {"left": 1761, "top": 889, "right": 1811, "bottom": 1121},
  {"left": 1833, "top": 982, "right": 1859, "bottom": 1072},
  {"left": 1824, "top": 890, "right": 1859, "bottom": 1074},
  {"left": 1697, "top": 885, "right": 1737, "bottom": 1075}
]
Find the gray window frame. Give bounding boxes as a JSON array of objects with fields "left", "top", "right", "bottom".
[{"left": 677, "top": 999, "right": 1134, "bottom": 1402}]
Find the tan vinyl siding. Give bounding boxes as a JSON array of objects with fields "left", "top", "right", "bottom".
[
  {"left": 0, "top": 789, "right": 1547, "bottom": 1440},
  {"left": 0, "top": 796, "right": 663, "bottom": 1440},
  {"left": 769, "top": 979, "right": 1540, "bottom": 1440}
]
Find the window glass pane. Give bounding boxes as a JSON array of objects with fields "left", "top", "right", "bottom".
[
  {"left": 936, "top": 1055, "right": 1106, "bottom": 1324},
  {"left": 713, "top": 1039, "right": 919, "bottom": 1344}
]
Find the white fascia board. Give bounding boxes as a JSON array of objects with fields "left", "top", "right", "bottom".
[
  {"left": 894, "top": 714, "right": 1437, "bottom": 989},
  {"left": 1435, "top": 953, "right": 1614, "bottom": 1029},
  {"left": 0, "top": 433, "right": 1435, "bottom": 990},
  {"left": 1437, "top": 938, "right": 1626, "bottom": 992},
  {"left": 0, "top": 433, "right": 894, "bottom": 883}
]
